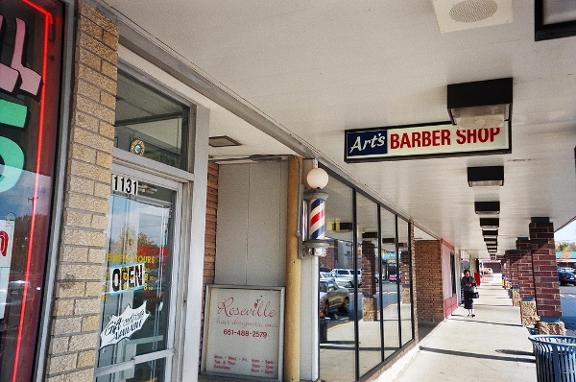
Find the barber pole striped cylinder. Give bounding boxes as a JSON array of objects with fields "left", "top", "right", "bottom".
[{"left": 309, "top": 197, "right": 326, "bottom": 240}]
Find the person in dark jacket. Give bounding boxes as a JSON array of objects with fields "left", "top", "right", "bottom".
[{"left": 461, "top": 269, "right": 476, "bottom": 317}]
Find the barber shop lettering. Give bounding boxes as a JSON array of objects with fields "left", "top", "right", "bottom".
[
  {"left": 109, "top": 263, "right": 146, "bottom": 293},
  {"left": 345, "top": 123, "right": 510, "bottom": 162}
]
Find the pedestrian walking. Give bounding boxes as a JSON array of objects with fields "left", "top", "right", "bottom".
[{"left": 461, "top": 269, "right": 476, "bottom": 317}]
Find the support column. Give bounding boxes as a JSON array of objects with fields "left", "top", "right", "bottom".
[
  {"left": 529, "top": 218, "right": 565, "bottom": 334},
  {"left": 505, "top": 250, "right": 522, "bottom": 306},
  {"left": 284, "top": 157, "right": 301, "bottom": 382},
  {"left": 516, "top": 238, "right": 536, "bottom": 299},
  {"left": 414, "top": 240, "right": 444, "bottom": 322},
  {"left": 362, "top": 240, "right": 377, "bottom": 321}
]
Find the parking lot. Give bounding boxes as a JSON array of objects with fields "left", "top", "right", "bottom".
[{"left": 561, "top": 285, "right": 576, "bottom": 334}]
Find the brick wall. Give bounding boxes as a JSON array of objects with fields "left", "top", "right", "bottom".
[
  {"left": 199, "top": 162, "right": 218, "bottom": 361},
  {"left": 516, "top": 238, "right": 536, "bottom": 299},
  {"left": 414, "top": 240, "right": 444, "bottom": 322},
  {"left": 362, "top": 240, "right": 377, "bottom": 296},
  {"left": 409, "top": 222, "right": 418, "bottom": 340},
  {"left": 45, "top": 3, "right": 118, "bottom": 381},
  {"left": 529, "top": 218, "right": 561, "bottom": 318}
]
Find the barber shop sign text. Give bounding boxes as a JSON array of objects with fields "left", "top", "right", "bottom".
[{"left": 345, "top": 122, "right": 511, "bottom": 162}]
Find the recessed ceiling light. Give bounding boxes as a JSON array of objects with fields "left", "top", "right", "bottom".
[
  {"left": 468, "top": 166, "right": 504, "bottom": 187},
  {"left": 209, "top": 135, "right": 242, "bottom": 148},
  {"left": 480, "top": 218, "right": 500, "bottom": 229},
  {"left": 475, "top": 201, "right": 500, "bottom": 215}
]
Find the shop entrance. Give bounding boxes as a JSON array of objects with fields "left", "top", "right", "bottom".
[{"left": 95, "top": 166, "right": 183, "bottom": 382}]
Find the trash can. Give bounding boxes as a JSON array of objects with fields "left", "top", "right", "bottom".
[{"left": 529, "top": 335, "right": 576, "bottom": 382}]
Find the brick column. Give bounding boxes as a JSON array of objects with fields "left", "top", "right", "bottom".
[
  {"left": 45, "top": 3, "right": 118, "bottom": 381},
  {"left": 516, "top": 238, "right": 536, "bottom": 299},
  {"left": 361, "top": 240, "right": 377, "bottom": 321},
  {"left": 409, "top": 222, "right": 419, "bottom": 341},
  {"left": 414, "top": 240, "right": 443, "bottom": 322},
  {"left": 529, "top": 218, "right": 562, "bottom": 318},
  {"left": 505, "top": 250, "right": 521, "bottom": 306}
]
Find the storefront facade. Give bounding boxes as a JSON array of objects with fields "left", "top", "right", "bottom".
[{"left": 0, "top": 2, "right": 420, "bottom": 381}]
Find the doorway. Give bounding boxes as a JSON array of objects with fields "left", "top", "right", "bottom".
[{"left": 95, "top": 167, "right": 183, "bottom": 382}]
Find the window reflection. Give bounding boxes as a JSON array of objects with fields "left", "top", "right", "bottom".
[
  {"left": 398, "top": 219, "right": 413, "bottom": 345},
  {"left": 115, "top": 72, "right": 189, "bottom": 169},
  {"left": 381, "top": 212, "right": 399, "bottom": 358},
  {"left": 356, "top": 194, "right": 382, "bottom": 374},
  {"left": 319, "top": 177, "right": 355, "bottom": 382}
]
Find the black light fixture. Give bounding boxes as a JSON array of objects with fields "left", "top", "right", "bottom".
[
  {"left": 467, "top": 166, "right": 504, "bottom": 187},
  {"left": 447, "top": 78, "right": 512, "bottom": 130},
  {"left": 209, "top": 135, "right": 242, "bottom": 147},
  {"left": 475, "top": 201, "right": 500, "bottom": 215},
  {"left": 480, "top": 218, "right": 500, "bottom": 229},
  {"left": 483, "top": 229, "right": 498, "bottom": 238}
]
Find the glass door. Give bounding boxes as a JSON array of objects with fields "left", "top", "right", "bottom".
[{"left": 96, "top": 169, "right": 181, "bottom": 382}]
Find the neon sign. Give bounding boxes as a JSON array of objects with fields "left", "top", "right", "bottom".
[{"left": 0, "top": 14, "right": 42, "bottom": 193}]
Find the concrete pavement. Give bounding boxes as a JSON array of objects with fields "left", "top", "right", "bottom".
[{"left": 378, "top": 274, "right": 536, "bottom": 382}]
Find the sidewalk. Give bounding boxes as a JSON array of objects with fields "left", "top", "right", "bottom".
[{"left": 379, "top": 274, "right": 536, "bottom": 382}]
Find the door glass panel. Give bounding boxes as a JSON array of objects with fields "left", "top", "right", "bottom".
[
  {"left": 97, "top": 180, "right": 176, "bottom": 382},
  {"left": 103, "top": 358, "right": 166, "bottom": 382}
]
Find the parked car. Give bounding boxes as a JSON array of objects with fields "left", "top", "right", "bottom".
[
  {"left": 558, "top": 271, "right": 576, "bottom": 286},
  {"left": 330, "top": 268, "right": 363, "bottom": 286},
  {"left": 319, "top": 280, "right": 350, "bottom": 317}
]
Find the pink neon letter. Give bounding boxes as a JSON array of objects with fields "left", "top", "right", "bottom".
[{"left": 11, "top": 18, "right": 41, "bottom": 96}]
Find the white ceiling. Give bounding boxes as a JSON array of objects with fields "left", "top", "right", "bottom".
[{"left": 104, "top": 0, "right": 576, "bottom": 258}]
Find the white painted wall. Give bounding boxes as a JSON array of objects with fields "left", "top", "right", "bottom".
[{"left": 215, "top": 161, "right": 288, "bottom": 287}]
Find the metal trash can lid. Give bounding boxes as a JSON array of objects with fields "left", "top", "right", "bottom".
[{"left": 529, "top": 335, "right": 576, "bottom": 346}]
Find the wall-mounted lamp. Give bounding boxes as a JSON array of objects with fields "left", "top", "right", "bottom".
[
  {"left": 447, "top": 78, "right": 512, "bottom": 130},
  {"left": 468, "top": 166, "right": 504, "bottom": 187},
  {"left": 475, "top": 201, "right": 500, "bottom": 215},
  {"left": 480, "top": 218, "right": 500, "bottom": 229}
]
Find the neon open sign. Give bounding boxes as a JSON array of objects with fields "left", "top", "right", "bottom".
[{"left": 0, "top": 12, "right": 43, "bottom": 192}]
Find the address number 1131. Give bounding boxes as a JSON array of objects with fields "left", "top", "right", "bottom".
[{"left": 111, "top": 174, "right": 138, "bottom": 196}]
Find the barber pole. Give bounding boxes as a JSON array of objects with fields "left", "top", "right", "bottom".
[
  {"left": 309, "top": 197, "right": 326, "bottom": 240},
  {"left": 303, "top": 190, "right": 330, "bottom": 251}
]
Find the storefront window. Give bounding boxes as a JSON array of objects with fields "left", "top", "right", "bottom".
[
  {"left": 319, "top": 176, "right": 355, "bottom": 382},
  {"left": 0, "top": 1, "right": 64, "bottom": 381},
  {"left": 381, "top": 211, "right": 400, "bottom": 358},
  {"left": 398, "top": 218, "right": 414, "bottom": 345},
  {"left": 317, "top": 170, "right": 414, "bottom": 380},
  {"left": 115, "top": 72, "right": 189, "bottom": 169},
  {"left": 356, "top": 194, "right": 381, "bottom": 375}
]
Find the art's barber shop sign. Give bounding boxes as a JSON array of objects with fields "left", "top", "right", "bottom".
[{"left": 345, "top": 122, "right": 511, "bottom": 162}]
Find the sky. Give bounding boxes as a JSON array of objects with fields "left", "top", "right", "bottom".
[{"left": 556, "top": 219, "right": 576, "bottom": 243}]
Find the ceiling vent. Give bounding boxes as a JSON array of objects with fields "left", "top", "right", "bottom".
[{"left": 432, "top": 0, "right": 513, "bottom": 33}]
